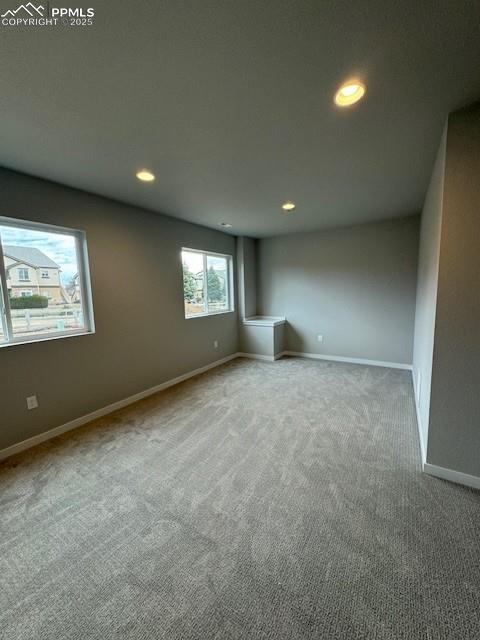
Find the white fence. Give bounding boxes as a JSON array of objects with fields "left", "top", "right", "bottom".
[{"left": 11, "top": 304, "right": 84, "bottom": 335}]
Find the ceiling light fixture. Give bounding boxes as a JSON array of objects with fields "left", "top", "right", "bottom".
[
  {"left": 219, "top": 222, "right": 232, "bottom": 228},
  {"left": 282, "top": 201, "right": 296, "bottom": 212},
  {"left": 334, "top": 81, "right": 366, "bottom": 107},
  {"left": 136, "top": 169, "right": 155, "bottom": 182}
]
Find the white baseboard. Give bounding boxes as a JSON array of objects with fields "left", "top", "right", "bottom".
[
  {"left": 0, "top": 353, "right": 239, "bottom": 462},
  {"left": 411, "top": 369, "right": 426, "bottom": 465},
  {"left": 237, "top": 350, "right": 413, "bottom": 369},
  {"left": 237, "top": 351, "right": 288, "bottom": 362},
  {"left": 424, "top": 463, "right": 480, "bottom": 491},
  {"left": 236, "top": 352, "right": 276, "bottom": 362},
  {"left": 283, "top": 351, "right": 413, "bottom": 370}
]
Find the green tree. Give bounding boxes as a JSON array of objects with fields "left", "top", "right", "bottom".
[
  {"left": 207, "top": 266, "right": 225, "bottom": 302},
  {"left": 183, "top": 263, "right": 197, "bottom": 301}
]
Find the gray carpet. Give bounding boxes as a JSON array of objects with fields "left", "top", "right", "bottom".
[{"left": 1, "top": 357, "right": 479, "bottom": 639}]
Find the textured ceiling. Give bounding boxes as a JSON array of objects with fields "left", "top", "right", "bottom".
[{"left": 1, "top": 0, "right": 479, "bottom": 237}]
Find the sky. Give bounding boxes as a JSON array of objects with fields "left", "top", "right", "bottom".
[{"left": 0, "top": 226, "right": 78, "bottom": 285}]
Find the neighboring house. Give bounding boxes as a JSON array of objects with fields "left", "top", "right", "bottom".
[{"left": 3, "top": 245, "right": 68, "bottom": 304}]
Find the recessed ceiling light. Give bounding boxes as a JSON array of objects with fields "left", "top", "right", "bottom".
[
  {"left": 219, "top": 222, "right": 232, "bottom": 228},
  {"left": 334, "top": 81, "right": 366, "bottom": 107},
  {"left": 136, "top": 169, "right": 155, "bottom": 182},
  {"left": 282, "top": 201, "right": 296, "bottom": 212}
]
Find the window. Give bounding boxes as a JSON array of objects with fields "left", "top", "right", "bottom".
[
  {"left": 18, "top": 268, "right": 30, "bottom": 281},
  {"left": 0, "top": 217, "right": 95, "bottom": 346},
  {"left": 182, "top": 248, "right": 233, "bottom": 318}
]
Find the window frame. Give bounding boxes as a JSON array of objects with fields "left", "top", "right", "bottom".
[
  {"left": 0, "top": 216, "right": 95, "bottom": 348},
  {"left": 182, "top": 247, "right": 234, "bottom": 319}
]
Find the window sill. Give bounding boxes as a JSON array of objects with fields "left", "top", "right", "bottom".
[
  {"left": 0, "top": 329, "right": 95, "bottom": 349},
  {"left": 185, "top": 309, "right": 235, "bottom": 320}
]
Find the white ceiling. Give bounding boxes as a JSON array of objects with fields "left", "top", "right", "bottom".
[{"left": 1, "top": 0, "right": 479, "bottom": 237}]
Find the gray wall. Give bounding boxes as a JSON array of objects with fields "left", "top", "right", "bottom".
[
  {"left": 412, "top": 126, "right": 447, "bottom": 456},
  {"left": 236, "top": 236, "right": 257, "bottom": 319},
  {"left": 237, "top": 235, "right": 260, "bottom": 353},
  {"left": 257, "top": 216, "right": 419, "bottom": 364},
  {"left": 427, "top": 104, "right": 480, "bottom": 476},
  {"left": 0, "top": 168, "right": 238, "bottom": 450}
]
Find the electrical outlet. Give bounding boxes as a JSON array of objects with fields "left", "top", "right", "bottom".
[
  {"left": 317, "top": 334, "right": 323, "bottom": 343},
  {"left": 26, "top": 395, "right": 38, "bottom": 410},
  {"left": 213, "top": 340, "right": 219, "bottom": 349}
]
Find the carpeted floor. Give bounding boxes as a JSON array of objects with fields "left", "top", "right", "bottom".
[{"left": 1, "top": 356, "right": 479, "bottom": 639}]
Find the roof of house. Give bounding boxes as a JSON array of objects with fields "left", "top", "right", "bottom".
[{"left": 3, "top": 245, "right": 60, "bottom": 269}]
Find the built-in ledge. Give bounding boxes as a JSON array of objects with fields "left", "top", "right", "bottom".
[
  {"left": 242, "top": 315, "right": 286, "bottom": 327},
  {"left": 240, "top": 316, "right": 286, "bottom": 359}
]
